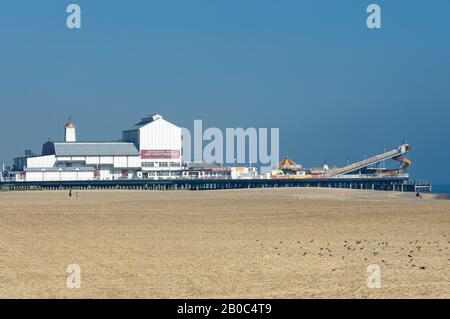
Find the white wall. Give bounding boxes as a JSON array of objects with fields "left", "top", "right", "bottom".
[
  {"left": 128, "top": 156, "right": 141, "bottom": 168},
  {"left": 113, "top": 156, "right": 128, "bottom": 168},
  {"left": 139, "top": 119, "right": 181, "bottom": 154},
  {"left": 99, "top": 168, "right": 113, "bottom": 180},
  {"left": 25, "top": 171, "right": 94, "bottom": 182},
  {"left": 63, "top": 156, "right": 140, "bottom": 169},
  {"left": 65, "top": 127, "right": 76, "bottom": 142},
  {"left": 100, "top": 156, "right": 113, "bottom": 165},
  {"left": 139, "top": 119, "right": 182, "bottom": 171},
  {"left": 26, "top": 155, "right": 56, "bottom": 168},
  {"left": 86, "top": 157, "right": 100, "bottom": 165}
]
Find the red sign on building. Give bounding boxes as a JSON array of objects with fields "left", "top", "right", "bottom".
[{"left": 141, "top": 149, "right": 181, "bottom": 159}]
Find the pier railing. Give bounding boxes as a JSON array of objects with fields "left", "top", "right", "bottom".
[{"left": 1, "top": 175, "right": 414, "bottom": 192}]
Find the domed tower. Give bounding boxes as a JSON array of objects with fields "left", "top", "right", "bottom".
[{"left": 64, "top": 117, "right": 76, "bottom": 142}]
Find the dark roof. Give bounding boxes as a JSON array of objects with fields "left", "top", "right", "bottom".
[
  {"left": 123, "top": 114, "right": 163, "bottom": 132},
  {"left": 42, "top": 142, "right": 140, "bottom": 157}
]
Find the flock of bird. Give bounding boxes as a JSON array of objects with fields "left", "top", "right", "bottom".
[{"left": 255, "top": 233, "right": 449, "bottom": 270}]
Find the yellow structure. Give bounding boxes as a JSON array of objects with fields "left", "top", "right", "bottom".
[{"left": 271, "top": 156, "right": 311, "bottom": 179}]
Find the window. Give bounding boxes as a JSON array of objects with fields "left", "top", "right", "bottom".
[
  {"left": 159, "top": 162, "right": 168, "bottom": 167},
  {"left": 158, "top": 171, "right": 169, "bottom": 176},
  {"left": 142, "top": 162, "right": 154, "bottom": 167}
]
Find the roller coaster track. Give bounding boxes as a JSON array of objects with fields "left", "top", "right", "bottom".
[{"left": 329, "top": 144, "right": 411, "bottom": 177}]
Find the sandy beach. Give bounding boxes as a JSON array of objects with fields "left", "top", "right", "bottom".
[{"left": 0, "top": 188, "right": 448, "bottom": 298}]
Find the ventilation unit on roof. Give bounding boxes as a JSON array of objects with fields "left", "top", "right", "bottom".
[{"left": 141, "top": 114, "right": 162, "bottom": 122}]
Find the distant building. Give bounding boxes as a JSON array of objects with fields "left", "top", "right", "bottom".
[
  {"left": 24, "top": 141, "right": 142, "bottom": 181},
  {"left": 122, "top": 114, "right": 182, "bottom": 179},
  {"left": 17, "top": 114, "right": 182, "bottom": 181},
  {"left": 6, "top": 114, "right": 260, "bottom": 182},
  {"left": 231, "top": 166, "right": 258, "bottom": 179},
  {"left": 13, "top": 149, "right": 37, "bottom": 171},
  {"left": 181, "top": 162, "right": 231, "bottom": 179}
]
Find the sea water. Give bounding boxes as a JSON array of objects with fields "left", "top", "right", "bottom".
[{"left": 432, "top": 184, "right": 450, "bottom": 196}]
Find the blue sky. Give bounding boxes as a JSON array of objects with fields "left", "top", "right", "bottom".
[{"left": 0, "top": 1, "right": 449, "bottom": 182}]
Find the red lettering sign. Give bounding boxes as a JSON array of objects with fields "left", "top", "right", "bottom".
[{"left": 141, "top": 149, "right": 181, "bottom": 159}]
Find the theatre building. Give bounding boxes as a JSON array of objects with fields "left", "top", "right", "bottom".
[
  {"left": 122, "top": 114, "right": 182, "bottom": 179},
  {"left": 16, "top": 114, "right": 182, "bottom": 181}
]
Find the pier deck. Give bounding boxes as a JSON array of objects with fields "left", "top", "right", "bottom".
[{"left": 0, "top": 176, "right": 431, "bottom": 193}]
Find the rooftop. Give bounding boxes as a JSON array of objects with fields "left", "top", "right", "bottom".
[
  {"left": 124, "top": 114, "right": 163, "bottom": 131},
  {"left": 43, "top": 142, "right": 140, "bottom": 157},
  {"left": 65, "top": 116, "right": 76, "bottom": 129}
]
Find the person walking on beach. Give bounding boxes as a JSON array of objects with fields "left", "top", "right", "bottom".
[{"left": 69, "top": 188, "right": 72, "bottom": 197}]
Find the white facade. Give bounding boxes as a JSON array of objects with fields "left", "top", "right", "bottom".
[
  {"left": 231, "top": 167, "right": 258, "bottom": 179},
  {"left": 123, "top": 114, "right": 182, "bottom": 179},
  {"left": 64, "top": 120, "right": 76, "bottom": 142},
  {"left": 26, "top": 155, "right": 56, "bottom": 168},
  {"left": 84, "top": 155, "right": 141, "bottom": 168},
  {"left": 25, "top": 169, "right": 94, "bottom": 182},
  {"left": 24, "top": 141, "right": 141, "bottom": 181},
  {"left": 14, "top": 115, "right": 184, "bottom": 182}
]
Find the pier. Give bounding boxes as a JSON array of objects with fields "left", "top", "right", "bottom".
[{"left": 0, "top": 176, "right": 432, "bottom": 193}]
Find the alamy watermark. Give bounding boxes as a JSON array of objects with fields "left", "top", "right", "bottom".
[
  {"left": 66, "top": 4, "right": 81, "bottom": 29},
  {"left": 367, "top": 264, "right": 381, "bottom": 289},
  {"left": 66, "top": 4, "right": 382, "bottom": 30},
  {"left": 66, "top": 264, "right": 81, "bottom": 289},
  {"left": 182, "top": 120, "right": 280, "bottom": 172},
  {"left": 367, "top": 4, "right": 382, "bottom": 29}
]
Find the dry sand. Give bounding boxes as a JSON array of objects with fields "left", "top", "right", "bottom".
[{"left": 0, "top": 188, "right": 449, "bottom": 298}]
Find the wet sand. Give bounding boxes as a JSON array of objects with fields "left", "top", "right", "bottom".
[{"left": 0, "top": 188, "right": 449, "bottom": 298}]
